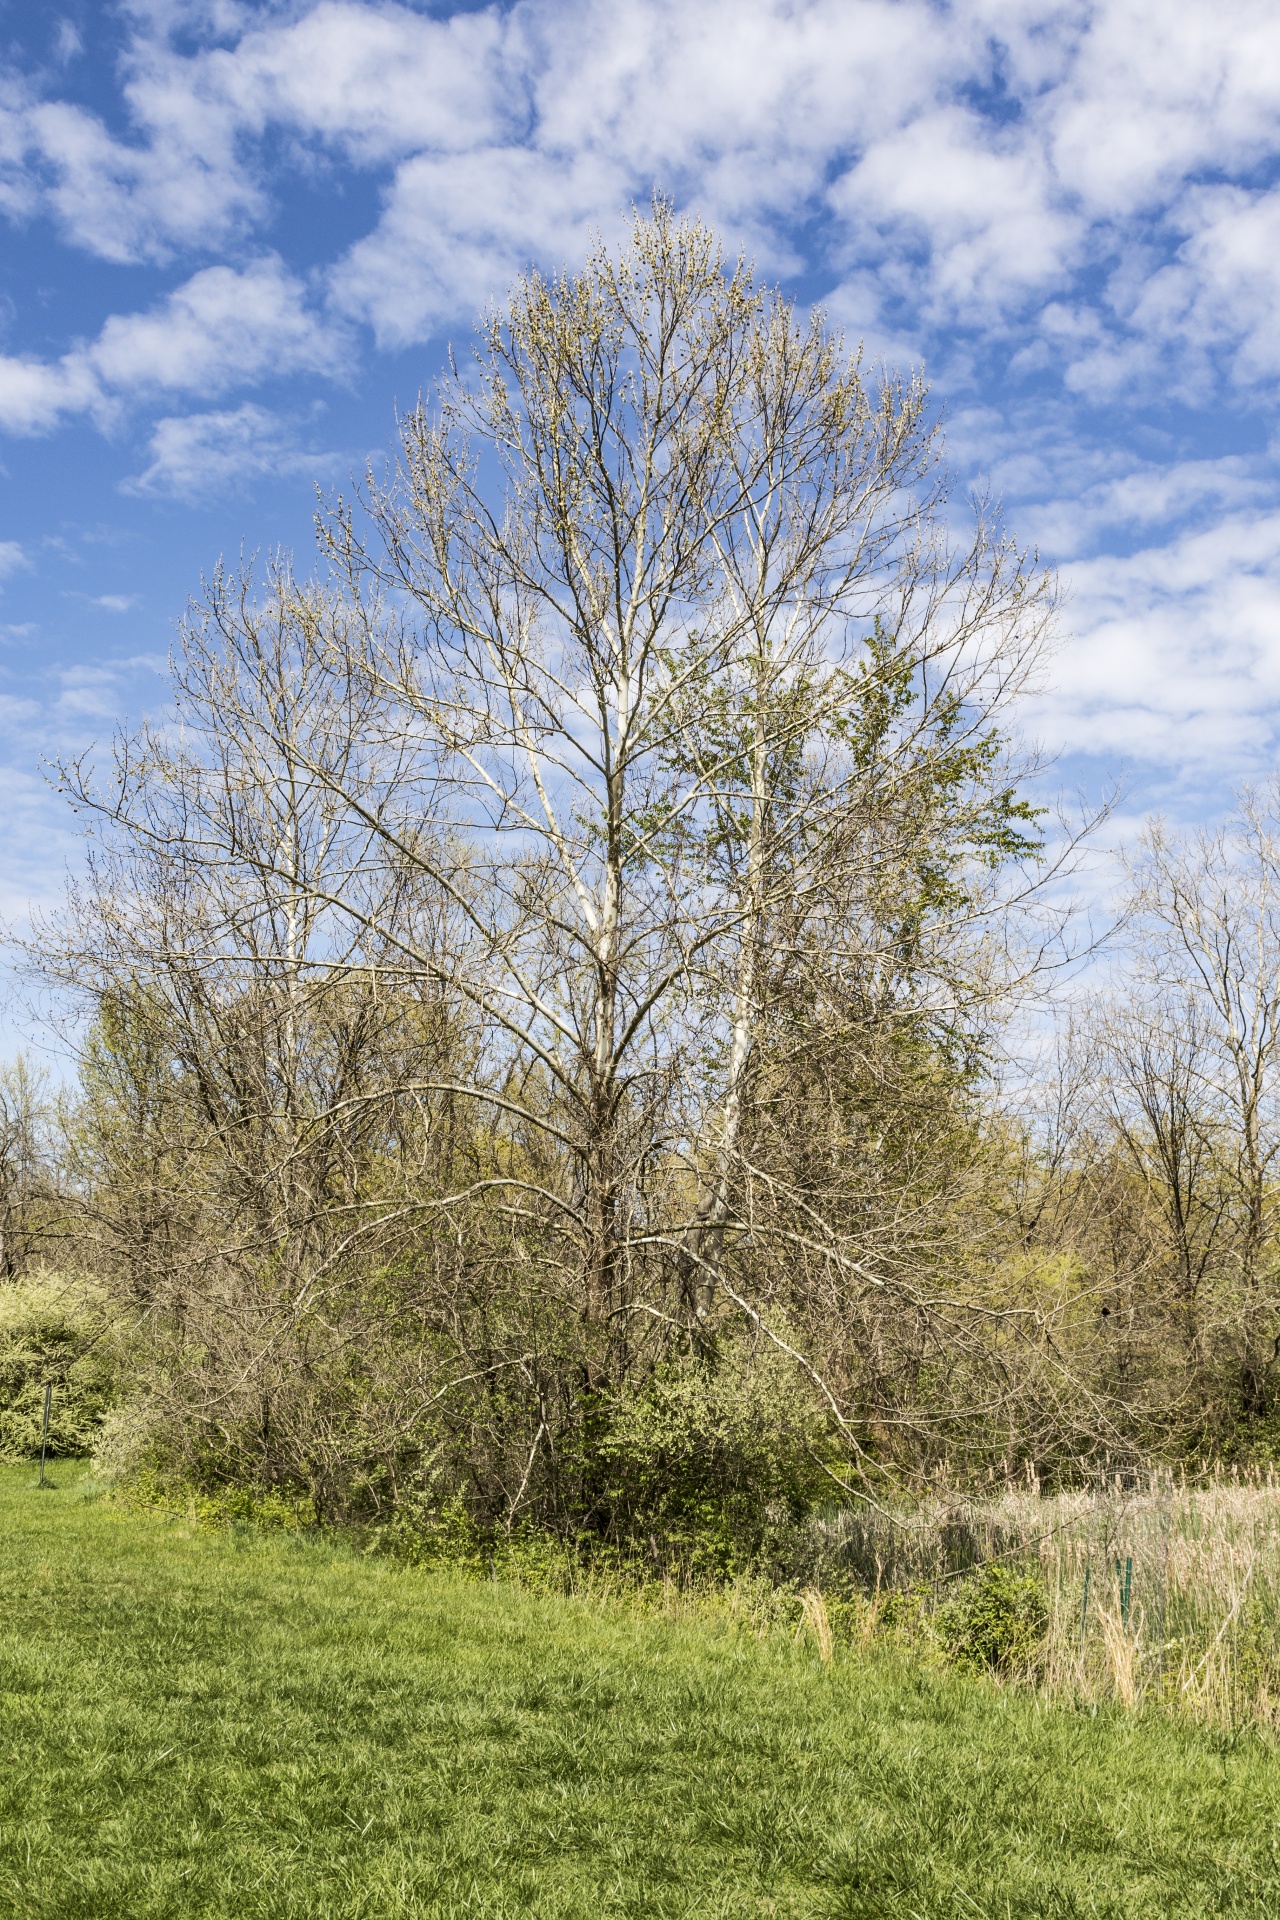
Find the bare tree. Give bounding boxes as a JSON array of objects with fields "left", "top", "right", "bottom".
[
  {"left": 1096, "top": 993, "right": 1231, "bottom": 1381},
  {"left": 0, "top": 1055, "right": 53, "bottom": 1279},
  {"left": 308, "top": 205, "right": 1057, "bottom": 1387},
  {"left": 41, "top": 568, "right": 492, "bottom": 1510},
  {"left": 1124, "top": 784, "right": 1280, "bottom": 1416}
]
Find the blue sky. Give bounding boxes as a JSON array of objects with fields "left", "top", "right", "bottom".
[{"left": 1, "top": 0, "right": 1279, "bottom": 944}]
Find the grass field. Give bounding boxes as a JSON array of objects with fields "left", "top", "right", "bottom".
[{"left": 1, "top": 1468, "right": 1279, "bottom": 1917}]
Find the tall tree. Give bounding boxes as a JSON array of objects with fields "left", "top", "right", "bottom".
[
  {"left": 42, "top": 205, "right": 1064, "bottom": 1517},
  {"left": 313, "top": 203, "right": 1057, "bottom": 1421},
  {"left": 1124, "top": 785, "right": 1280, "bottom": 1417}
]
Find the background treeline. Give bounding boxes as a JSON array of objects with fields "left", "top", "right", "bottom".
[{"left": 5, "top": 208, "right": 1280, "bottom": 1576}]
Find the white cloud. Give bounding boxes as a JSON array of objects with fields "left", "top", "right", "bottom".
[
  {"left": 331, "top": 0, "right": 979, "bottom": 344},
  {"left": 25, "top": 95, "right": 259, "bottom": 264},
  {"left": 1030, "top": 508, "right": 1280, "bottom": 773},
  {"left": 946, "top": 410, "right": 1278, "bottom": 561},
  {"left": 1, "top": 0, "right": 1279, "bottom": 394},
  {"left": 0, "top": 257, "right": 345, "bottom": 435},
  {"left": 828, "top": 108, "right": 1083, "bottom": 320},
  {"left": 0, "top": 0, "right": 1280, "bottom": 993},
  {"left": 1160, "top": 188, "right": 1280, "bottom": 387},
  {"left": 1, "top": 0, "right": 1280, "bottom": 825},
  {"left": 55, "top": 664, "right": 142, "bottom": 721},
  {"left": 0, "top": 352, "right": 99, "bottom": 434},
  {"left": 1029, "top": 0, "right": 1280, "bottom": 219},
  {"left": 54, "top": 21, "right": 84, "bottom": 63},
  {"left": 1051, "top": 186, "right": 1280, "bottom": 402},
  {"left": 314, "top": 0, "right": 1280, "bottom": 381},
  {"left": 1038, "top": 459, "right": 1272, "bottom": 562},
  {"left": 329, "top": 146, "right": 630, "bottom": 347},
  {"left": 0, "top": 3, "right": 510, "bottom": 266},
  {"left": 192, "top": 0, "right": 513, "bottom": 163},
  {"left": 0, "top": 541, "right": 27, "bottom": 581},
  {"left": 91, "top": 256, "right": 345, "bottom": 392},
  {"left": 126, "top": 402, "right": 339, "bottom": 499},
  {"left": 522, "top": 0, "right": 958, "bottom": 187}
]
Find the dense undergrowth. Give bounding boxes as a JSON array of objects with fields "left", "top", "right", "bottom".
[{"left": 6, "top": 1264, "right": 1280, "bottom": 1735}]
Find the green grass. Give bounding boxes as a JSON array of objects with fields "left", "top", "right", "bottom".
[{"left": 1, "top": 1468, "right": 1279, "bottom": 1916}]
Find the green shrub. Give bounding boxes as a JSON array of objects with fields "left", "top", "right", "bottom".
[
  {"left": 114, "top": 1467, "right": 318, "bottom": 1532},
  {"left": 584, "top": 1342, "right": 834, "bottom": 1575},
  {"left": 0, "top": 1272, "right": 116, "bottom": 1460},
  {"left": 368, "top": 1487, "right": 489, "bottom": 1572},
  {"left": 936, "top": 1561, "right": 1048, "bottom": 1677}
]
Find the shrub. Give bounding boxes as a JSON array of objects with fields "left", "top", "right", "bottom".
[
  {"left": 0, "top": 1272, "right": 116, "bottom": 1459},
  {"left": 937, "top": 1561, "right": 1048, "bottom": 1677},
  {"left": 90, "top": 1399, "right": 170, "bottom": 1486},
  {"left": 368, "top": 1487, "right": 489, "bottom": 1572},
  {"left": 584, "top": 1341, "right": 834, "bottom": 1574}
]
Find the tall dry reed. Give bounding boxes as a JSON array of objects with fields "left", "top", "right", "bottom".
[{"left": 805, "top": 1463, "right": 1280, "bottom": 1730}]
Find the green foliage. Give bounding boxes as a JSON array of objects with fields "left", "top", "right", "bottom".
[
  {"left": 586, "top": 1344, "right": 834, "bottom": 1573},
  {"left": 360, "top": 1344, "right": 837, "bottom": 1584},
  {"left": 3, "top": 1467, "right": 1280, "bottom": 1917},
  {"left": 937, "top": 1560, "right": 1049, "bottom": 1676},
  {"left": 0, "top": 1272, "right": 115, "bottom": 1459},
  {"left": 367, "top": 1486, "right": 489, "bottom": 1572},
  {"left": 116, "top": 1465, "right": 318, "bottom": 1534}
]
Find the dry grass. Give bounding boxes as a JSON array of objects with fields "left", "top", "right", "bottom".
[
  {"left": 1035, "top": 1466, "right": 1280, "bottom": 1730},
  {"left": 797, "top": 1584, "right": 834, "bottom": 1661},
  {"left": 806, "top": 1463, "right": 1280, "bottom": 1731},
  {"left": 426, "top": 1464, "right": 1280, "bottom": 1731}
]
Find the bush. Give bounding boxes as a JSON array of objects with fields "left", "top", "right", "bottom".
[
  {"left": 0, "top": 1272, "right": 116, "bottom": 1459},
  {"left": 937, "top": 1561, "right": 1048, "bottom": 1677},
  {"left": 584, "top": 1342, "right": 835, "bottom": 1575},
  {"left": 368, "top": 1487, "right": 489, "bottom": 1572},
  {"left": 90, "top": 1399, "right": 170, "bottom": 1486}
]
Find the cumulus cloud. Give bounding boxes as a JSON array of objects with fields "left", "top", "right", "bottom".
[
  {"left": 0, "top": 0, "right": 1278, "bottom": 391},
  {"left": 1029, "top": 508, "right": 1280, "bottom": 772},
  {"left": 329, "top": 0, "right": 982, "bottom": 340},
  {"left": 0, "top": 257, "right": 346, "bottom": 434},
  {"left": 0, "top": 3, "right": 511, "bottom": 266},
  {"left": 0, "top": 0, "right": 1278, "bottom": 809},
  {"left": 1026, "top": 0, "right": 1280, "bottom": 218},
  {"left": 91, "top": 256, "right": 345, "bottom": 393},
  {"left": 828, "top": 108, "right": 1083, "bottom": 321},
  {"left": 0, "top": 353, "right": 98, "bottom": 434},
  {"left": 329, "top": 146, "right": 631, "bottom": 347},
  {"left": 1154, "top": 187, "right": 1280, "bottom": 387},
  {"left": 126, "top": 402, "right": 340, "bottom": 499},
  {"left": 193, "top": 0, "right": 513, "bottom": 163},
  {"left": 1032, "top": 457, "right": 1275, "bottom": 563},
  {"left": 22, "top": 95, "right": 259, "bottom": 263}
]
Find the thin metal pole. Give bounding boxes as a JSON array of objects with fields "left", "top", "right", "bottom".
[{"left": 38, "top": 1381, "right": 51, "bottom": 1487}]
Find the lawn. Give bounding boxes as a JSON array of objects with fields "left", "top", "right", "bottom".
[{"left": 0, "top": 1466, "right": 1277, "bottom": 1917}]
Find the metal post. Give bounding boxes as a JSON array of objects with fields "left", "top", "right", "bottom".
[{"left": 38, "top": 1381, "right": 51, "bottom": 1487}]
